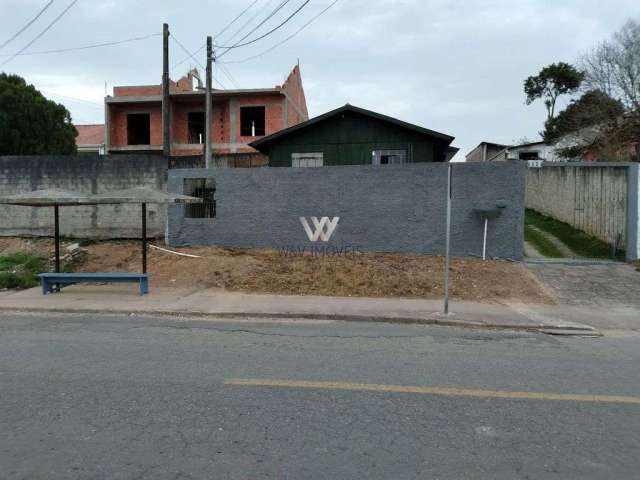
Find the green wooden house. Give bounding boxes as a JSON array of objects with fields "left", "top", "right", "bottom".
[{"left": 249, "top": 104, "right": 458, "bottom": 167}]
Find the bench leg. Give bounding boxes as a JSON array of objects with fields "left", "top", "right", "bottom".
[
  {"left": 140, "top": 277, "right": 149, "bottom": 295},
  {"left": 41, "top": 278, "right": 48, "bottom": 295}
]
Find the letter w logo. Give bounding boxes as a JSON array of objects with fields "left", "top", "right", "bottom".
[{"left": 299, "top": 217, "right": 340, "bottom": 242}]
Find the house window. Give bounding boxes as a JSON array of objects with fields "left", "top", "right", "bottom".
[
  {"left": 184, "top": 178, "right": 216, "bottom": 218},
  {"left": 519, "top": 151, "right": 542, "bottom": 160},
  {"left": 372, "top": 149, "right": 407, "bottom": 165},
  {"left": 188, "top": 112, "right": 205, "bottom": 144},
  {"left": 240, "top": 106, "right": 265, "bottom": 136},
  {"left": 127, "top": 113, "right": 150, "bottom": 145},
  {"left": 292, "top": 152, "right": 324, "bottom": 168}
]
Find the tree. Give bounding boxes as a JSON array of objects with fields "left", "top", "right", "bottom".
[
  {"left": 0, "top": 73, "right": 77, "bottom": 155},
  {"left": 524, "top": 62, "right": 585, "bottom": 120},
  {"left": 580, "top": 19, "right": 640, "bottom": 111},
  {"left": 543, "top": 90, "right": 625, "bottom": 143}
]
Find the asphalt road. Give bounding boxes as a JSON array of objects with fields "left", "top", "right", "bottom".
[{"left": 1, "top": 312, "right": 639, "bottom": 480}]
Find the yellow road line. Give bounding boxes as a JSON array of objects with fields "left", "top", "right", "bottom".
[{"left": 224, "top": 378, "right": 640, "bottom": 405}]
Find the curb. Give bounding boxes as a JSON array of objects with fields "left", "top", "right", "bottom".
[{"left": 0, "top": 306, "right": 601, "bottom": 335}]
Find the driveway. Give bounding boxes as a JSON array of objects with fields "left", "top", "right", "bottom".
[{"left": 526, "top": 260, "right": 640, "bottom": 308}]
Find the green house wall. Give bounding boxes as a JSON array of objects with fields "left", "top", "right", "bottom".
[{"left": 264, "top": 111, "right": 449, "bottom": 166}]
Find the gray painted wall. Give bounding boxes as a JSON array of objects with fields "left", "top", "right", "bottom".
[
  {"left": 0, "top": 155, "right": 167, "bottom": 238},
  {"left": 167, "top": 162, "right": 525, "bottom": 259}
]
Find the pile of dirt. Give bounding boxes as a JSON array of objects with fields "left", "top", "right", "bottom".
[{"left": 0, "top": 238, "right": 555, "bottom": 304}]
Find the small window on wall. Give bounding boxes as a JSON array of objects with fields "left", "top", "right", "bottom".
[
  {"left": 127, "top": 113, "right": 150, "bottom": 145},
  {"left": 188, "top": 112, "right": 205, "bottom": 144},
  {"left": 184, "top": 178, "right": 216, "bottom": 218},
  {"left": 292, "top": 152, "right": 324, "bottom": 168},
  {"left": 372, "top": 149, "right": 407, "bottom": 165},
  {"left": 519, "top": 151, "right": 541, "bottom": 160},
  {"left": 240, "top": 106, "right": 265, "bottom": 136}
]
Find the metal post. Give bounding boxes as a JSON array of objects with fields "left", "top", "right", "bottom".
[
  {"left": 482, "top": 217, "right": 488, "bottom": 261},
  {"left": 443, "top": 164, "right": 452, "bottom": 315},
  {"left": 162, "top": 23, "right": 171, "bottom": 157},
  {"left": 205, "top": 36, "right": 213, "bottom": 168},
  {"left": 141, "top": 203, "right": 147, "bottom": 274},
  {"left": 54, "top": 204, "right": 60, "bottom": 273}
]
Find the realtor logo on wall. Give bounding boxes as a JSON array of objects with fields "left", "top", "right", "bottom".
[{"left": 299, "top": 217, "right": 340, "bottom": 242}]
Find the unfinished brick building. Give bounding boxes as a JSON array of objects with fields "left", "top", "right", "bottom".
[{"left": 104, "top": 65, "right": 308, "bottom": 166}]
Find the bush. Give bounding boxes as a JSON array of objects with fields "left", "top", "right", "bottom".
[{"left": 0, "top": 252, "right": 47, "bottom": 290}]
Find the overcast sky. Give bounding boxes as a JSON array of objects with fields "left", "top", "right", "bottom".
[{"left": 1, "top": 0, "right": 638, "bottom": 159}]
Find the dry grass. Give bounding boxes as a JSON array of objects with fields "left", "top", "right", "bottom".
[{"left": 0, "top": 237, "right": 555, "bottom": 304}]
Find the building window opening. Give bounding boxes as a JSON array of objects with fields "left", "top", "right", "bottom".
[
  {"left": 240, "top": 106, "right": 265, "bottom": 137},
  {"left": 372, "top": 149, "right": 407, "bottom": 165},
  {"left": 188, "top": 112, "right": 205, "bottom": 144},
  {"left": 519, "top": 151, "right": 542, "bottom": 160},
  {"left": 127, "top": 113, "right": 150, "bottom": 145},
  {"left": 292, "top": 152, "right": 324, "bottom": 168},
  {"left": 184, "top": 178, "right": 216, "bottom": 218}
]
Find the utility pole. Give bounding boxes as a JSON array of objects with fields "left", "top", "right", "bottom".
[
  {"left": 443, "top": 163, "right": 453, "bottom": 315},
  {"left": 205, "top": 36, "right": 213, "bottom": 168},
  {"left": 162, "top": 23, "right": 170, "bottom": 157}
]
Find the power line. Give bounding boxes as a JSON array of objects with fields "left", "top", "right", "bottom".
[
  {"left": 217, "top": 63, "right": 241, "bottom": 89},
  {"left": 218, "top": 0, "right": 277, "bottom": 46},
  {"left": 215, "top": 0, "right": 309, "bottom": 59},
  {"left": 1, "top": 0, "right": 79, "bottom": 66},
  {"left": 171, "top": 44, "right": 205, "bottom": 72},
  {"left": 216, "top": 0, "right": 261, "bottom": 39},
  {"left": 0, "top": 33, "right": 161, "bottom": 57},
  {"left": 41, "top": 89, "right": 104, "bottom": 108},
  {"left": 221, "top": 0, "right": 339, "bottom": 64},
  {"left": 216, "top": 0, "right": 293, "bottom": 58},
  {"left": 170, "top": 33, "right": 206, "bottom": 70},
  {"left": 0, "top": 0, "right": 56, "bottom": 51},
  {"left": 171, "top": 0, "right": 264, "bottom": 73}
]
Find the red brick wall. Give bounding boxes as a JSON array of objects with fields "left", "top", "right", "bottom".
[
  {"left": 109, "top": 103, "right": 163, "bottom": 146},
  {"left": 108, "top": 65, "right": 308, "bottom": 155},
  {"left": 281, "top": 65, "right": 308, "bottom": 125},
  {"left": 113, "top": 85, "right": 161, "bottom": 97},
  {"left": 234, "top": 95, "right": 285, "bottom": 146}
]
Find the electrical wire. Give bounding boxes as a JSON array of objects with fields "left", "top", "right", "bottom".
[
  {"left": 215, "top": 0, "right": 309, "bottom": 59},
  {"left": 216, "top": 0, "right": 261, "bottom": 39},
  {"left": 215, "top": 0, "right": 293, "bottom": 57},
  {"left": 221, "top": 0, "right": 339, "bottom": 64},
  {"left": 40, "top": 90, "right": 104, "bottom": 108},
  {"left": 217, "top": 63, "right": 241, "bottom": 89},
  {"left": 0, "top": 0, "right": 56, "bottom": 50},
  {"left": 0, "top": 33, "right": 161, "bottom": 57},
  {"left": 218, "top": 0, "right": 277, "bottom": 46},
  {"left": 2, "top": 0, "right": 78, "bottom": 66},
  {"left": 171, "top": 0, "right": 265, "bottom": 72},
  {"left": 170, "top": 33, "right": 206, "bottom": 70}
]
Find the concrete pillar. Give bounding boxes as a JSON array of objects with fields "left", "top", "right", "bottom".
[{"left": 626, "top": 163, "right": 639, "bottom": 261}]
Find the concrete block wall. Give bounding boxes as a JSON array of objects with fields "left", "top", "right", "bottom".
[
  {"left": 628, "top": 164, "right": 640, "bottom": 261},
  {"left": 167, "top": 162, "right": 525, "bottom": 259},
  {"left": 0, "top": 155, "right": 168, "bottom": 238},
  {"left": 525, "top": 162, "right": 636, "bottom": 258}
]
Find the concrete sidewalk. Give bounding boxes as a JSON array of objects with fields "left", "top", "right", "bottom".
[{"left": 1, "top": 284, "right": 632, "bottom": 334}]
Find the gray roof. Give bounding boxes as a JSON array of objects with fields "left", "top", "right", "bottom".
[
  {"left": 0, "top": 187, "right": 201, "bottom": 206},
  {"left": 0, "top": 189, "right": 97, "bottom": 206},
  {"left": 91, "top": 187, "right": 201, "bottom": 204}
]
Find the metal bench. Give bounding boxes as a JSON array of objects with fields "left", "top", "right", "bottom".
[{"left": 39, "top": 272, "right": 149, "bottom": 296}]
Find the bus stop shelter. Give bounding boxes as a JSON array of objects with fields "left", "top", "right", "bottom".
[{"left": 0, "top": 187, "right": 201, "bottom": 294}]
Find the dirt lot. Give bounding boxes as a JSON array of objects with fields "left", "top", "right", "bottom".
[{"left": 0, "top": 237, "right": 555, "bottom": 304}]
